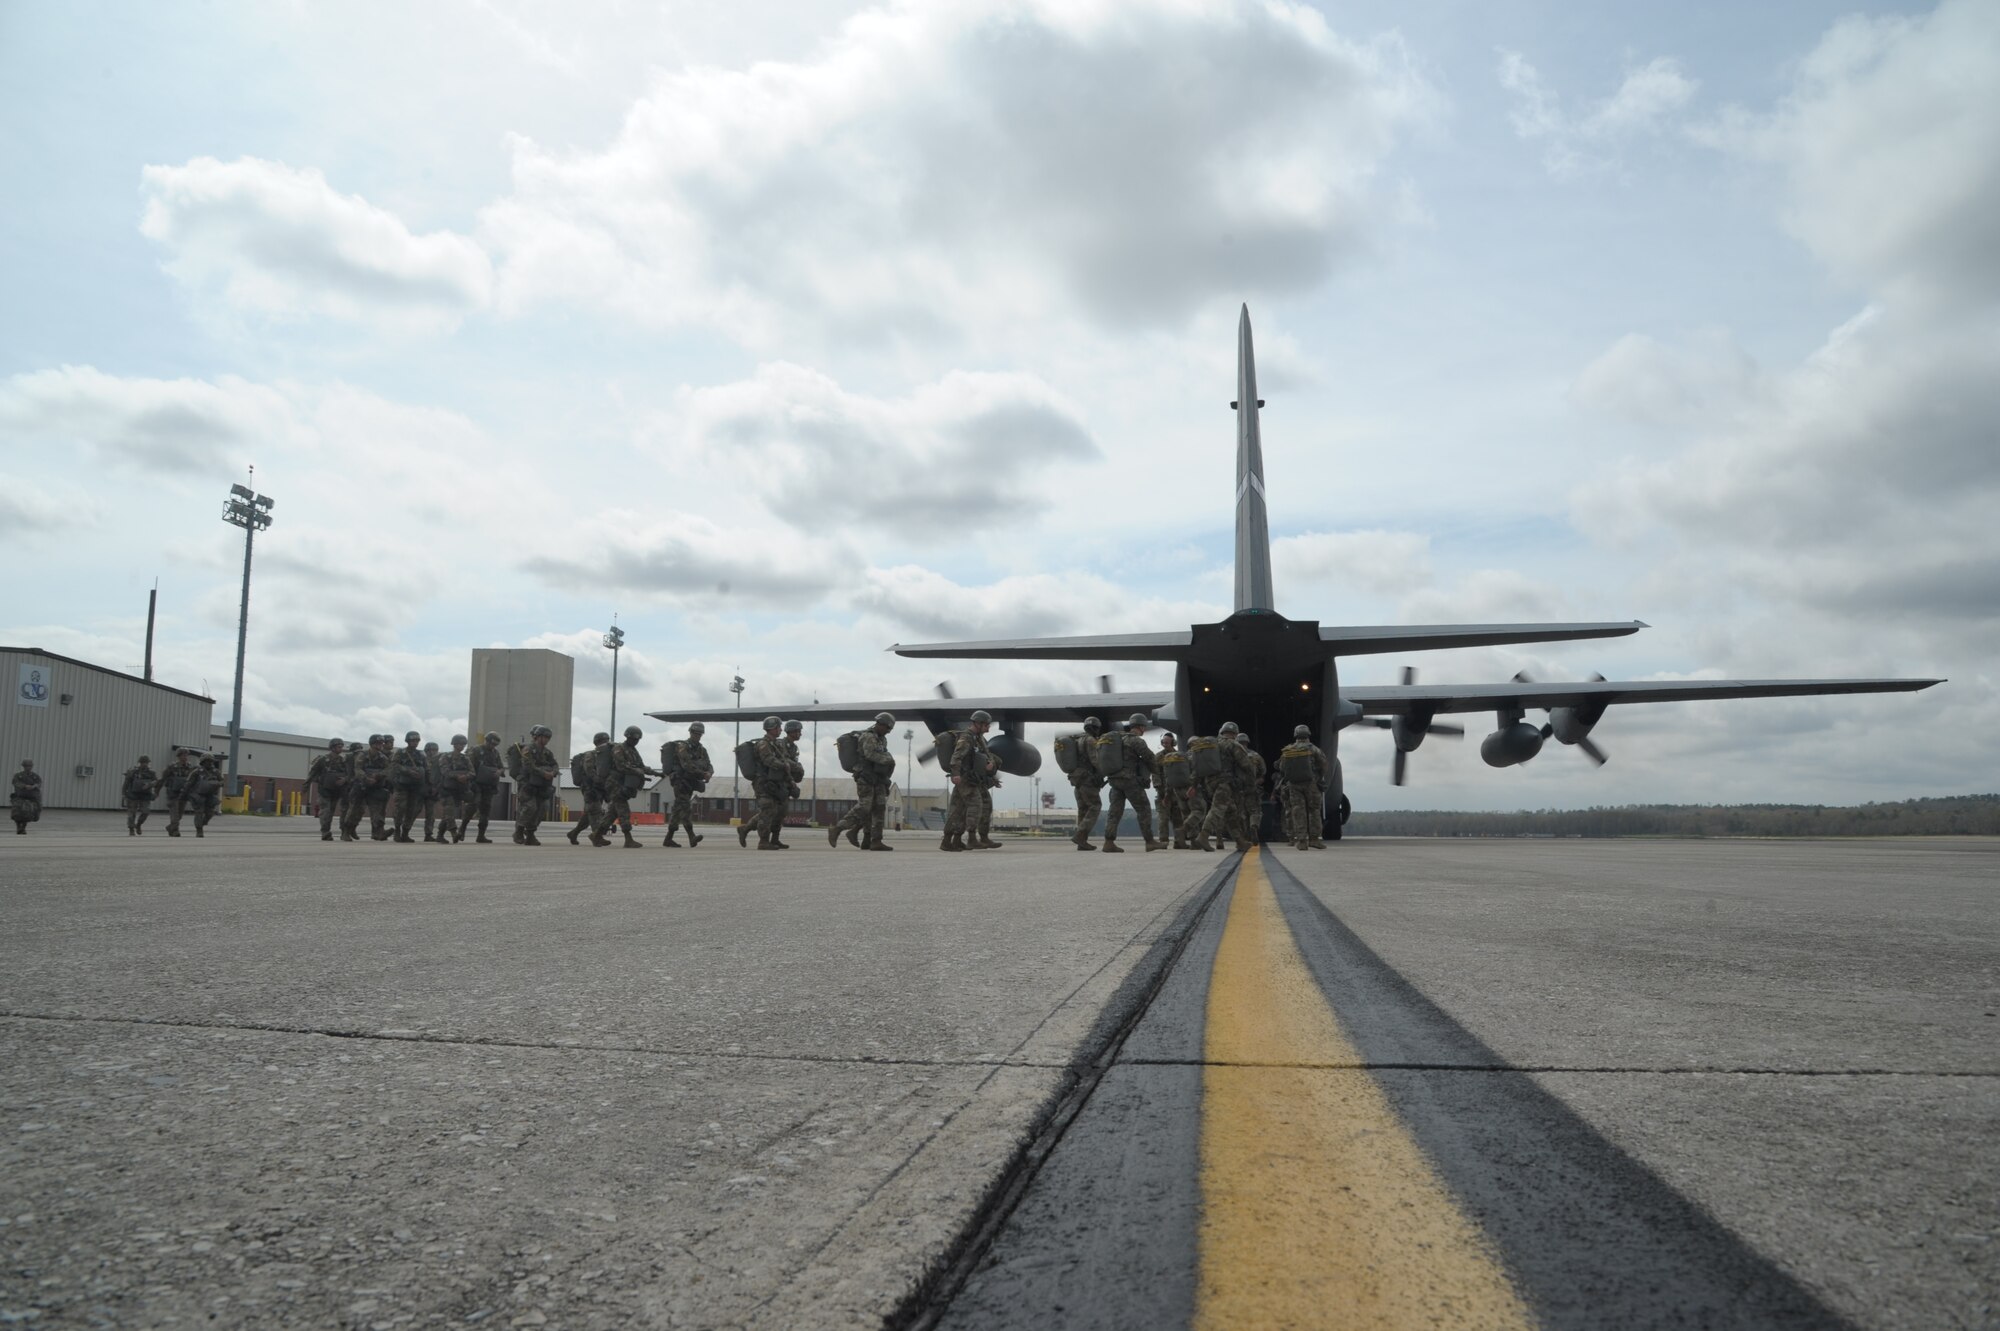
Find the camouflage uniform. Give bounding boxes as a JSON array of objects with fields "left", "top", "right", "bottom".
[
  {"left": 599, "top": 734, "right": 654, "bottom": 846},
  {"left": 1196, "top": 736, "right": 1256, "bottom": 851},
  {"left": 1154, "top": 741, "right": 1194, "bottom": 848},
  {"left": 1100, "top": 728, "right": 1161, "bottom": 851},
  {"left": 833, "top": 728, "right": 896, "bottom": 848},
  {"left": 1236, "top": 744, "right": 1268, "bottom": 846},
  {"left": 343, "top": 741, "right": 393, "bottom": 841},
  {"left": 743, "top": 732, "right": 792, "bottom": 848},
  {"left": 435, "top": 744, "right": 474, "bottom": 842},
  {"left": 943, "top": 730, "right": 993, "bottom": 849},
  {"left": 421, "top": 743, "right": 442, "bottom": 840},
  {"left": 662, "top": 735, "right": 712, "bottom": 846},
  {"left": 573, "top": 739, "right": 611, "bottom": 844},
  {"left": 468, "top": 737, "right": 505, "bottom": 842},
  {"left": 515, "top": 738, "right": 561, "bottom": 843},
  {"left": 1069, "top": 733, "right": 1106, "bottom": 849},
  {"left": 188, "top": 758, "right": 224, "bottom": 836},
  {"left": 122, "top": 761, "right": 160, "bottom": 835},
  {"left": 11, "top": 763, "right": 42, "bottom": 833},
  {"left": 1279, "top": 738, "right": 1329, "bottom": 849},
  {"left": 389, "top": 740, "right": 430, "bottom": 842},
  {"left": 306, "top": 745, "right": 348, "bottom": 840},
  {"left": 161, "top": 754, "right": 197, "bottom": 836}
]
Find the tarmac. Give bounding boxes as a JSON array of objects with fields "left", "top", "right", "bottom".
[{"left": 1, "top": 814, "right": 1994, "bottom": 1329}]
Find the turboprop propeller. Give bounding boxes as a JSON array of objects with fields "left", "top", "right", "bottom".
[
  {"left": 1508, "top": 670, "right": 1611, "bottom": 767},
  {"left": 1362, "top": 666, "right": 1466, "bottom": 786}
]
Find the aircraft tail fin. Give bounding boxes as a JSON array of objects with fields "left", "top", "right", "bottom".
[{"left": 1232, "top": 304, "right": 1275, "bottom": 612}]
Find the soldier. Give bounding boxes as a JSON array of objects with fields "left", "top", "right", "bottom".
[
  {"left": 188, "top": 755, "right": 224, "bottom": 837},
  {"left": 941, "top": 711, "right": 995, "bottom": 852},
  {"left": 306, "top": 739, "right": 348, "bottom": 841},
  {"left": 1235, "top": 732, "right": 1268, "bottom": 846},
  {"left": 1194, "top": 722, "right": 1255, "bottom": 853},
  {"left": 1099, "top": 714, "right": 1165, "bottom": 852},
  {"left": 1069, "top": 716, "right": 1106, "bottom": 851},
  {"left": 122, "top": 756, "right": 160, "bottom": 836},
  {"left": 599, "top": 725, "right": 657, "bottom": 849},
  {"left": 782, "top": 718, "right": 808, "bottom": 834},
  {"left": 661, "top": 722, "right": 712, "bottom": 847},
  {"left": 421, "top": 741, "right": 442, "bottom": 841},
  {"left": 1277, "top": 724, "right": 1330, "bottom": 850},
  {"left": 161, "top": 747, "right": 198, "bottom": 837},
  {"left": 342, "top": 735, "right": 394, "bottom": 842},
  {"left": 10, "top": 758, "right": 42, "bottom": 835},
  {"left": 1154, "top": 733, "right": 1193, "bottom": 848},
  {"left": 571, "top": 731, "right": 612, "bottom": 846},
  {"left": 435, "top": 735, "right": 474, "bottom": 843},
  {"left": 738, "top": 716, "right": 792, "bottom": 848},
  {"left": 515, "top": 725, "right": 561, "bottom": 845},
  {"left": 970, "top": 731, "right": 1003, "bottom": 850},
  {"left": 830, "top": 712, "right": 897, "bottom": 850},
  {"left": 468, "top": 732, "right": 504, "bottom": 843},
  {"left": 389, "top": 731, "right": 429, "bottom": 843}
]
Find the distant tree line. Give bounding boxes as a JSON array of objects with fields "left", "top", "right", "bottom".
[{"left": 1348, "top": 795, "right": 2000, "bottom": 838}]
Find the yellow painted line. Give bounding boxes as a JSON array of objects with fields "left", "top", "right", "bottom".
[{"left": 1196, "top": 849, "right": 1533, "bottom": 1330}]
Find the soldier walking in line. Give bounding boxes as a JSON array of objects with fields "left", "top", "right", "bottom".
[
  {"left": 1194, "top": 722, "right": 1255, "bottom": 853},
  {"left": 831, "top": 713, "right": 897, "bottom": 850},
  {"left": 421, "top": 741, "right": 443, "bottom": 841},
  {"left": 1277, "top": 724, "right": 1330, "bottom": 850},
  {"left": 598, "top": 725, "right": 657, "bottom": 849},
  {"left": 307, "top": 739, "right": 348, "bottom": 841},
  {"left": 11, "top": 758, "right": 42, "bottom": 835},
  {"left": 571, "top": 732, "right": 612, "bottom": 846},
  {"left": 162, "top": 748, "right": 197, "bottom": 837},
  {"left": 739, "top": 716, "right": 792, "bottom": 848},
  {"left": 941, "top": 711, "right": 995, "bottom": 852},
  {"left": 434, "top": 734, "right": 474, "bottom": 843},
  {"left": 342, "top": 735, "right": 394, "bottom": 842},
  {"left": 389, "top": 731, "right": 429, "bottom": 843},
  {"left": 1235, "top": 732, "right": 1268, "bottom": 847},
  {"left": 782, "top": 718, "right": 808, "bottom": 836},
  {"left": 122, "top": 756, "right": 160, "bottom": 836},
  {"left": 661, "top": 722, "right": 711, "bottom": 847},
  {"left": 514, "top": 725, "right": 561, "bottom": 845},
  {"left": 1068, "top": 716, "right": 1106, "bottom": 851},
  {"left": 1098, "top": 714, "right": 1165, "bottom": 852},
  {"left": 1154, "top": 733, "right": 1193, "bottom": 848},
  {"left": 468, "top": 732, "right": 504, "bottom": 843},
  {"left": 188, "top": 755, "right": 224, "bottom": 837}
]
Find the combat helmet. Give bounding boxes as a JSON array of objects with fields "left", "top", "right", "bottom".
[
  {"left": 484, "top": 731, "right": 501, "bottom": 744},
  {"left": 529, "top": 725, "right": 552, "bottom": 739},
  {"left": 688, "top": 722, "right": 705, "bottom": 735},
  {"left": 624, "top": 725, "right": 642, "bottom": 740},
  {"left": 450, "top": 734, "right": 467, "bottom": 746},
  {"left": 405, "top": 730, "right": 420, "bottom": 743},
  {"left": 763, "top": 715, "right": 782, "bottom": 730},
  {"left": 1219, "top": 721, "right": 1240, "bottom": 735},
  {"left": 1293, "top": 724, "right": 1312, "bottom": 739},
  {"left": 874, "top": 712, "right": 895, "bottom": 729},
  {"left": 968, "top": 710, "right": 992, "bottom": 728},
  {"left": 1127, "top": 713, "right": 1150, "bottom": 730},
  {"left": 783, "top": 719, "right": 803, "bottom": 736},
  {"left": 1083, "top": 717, "right": 1103, "bottom": 734},
  {"left": 593, "top": 731, "right": 611, "bottom": 744}
]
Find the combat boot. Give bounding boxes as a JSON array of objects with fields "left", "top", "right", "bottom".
[
  {"left": 940, "top": 831, "right": 962, "bottom": 852},
  {"left": 589, "top": 829, "right": 611, "bottom": 847},
  {"left": 663, "top": 834, "right": 680, "bottom": 847},
  {"left": 1075, "top": 838, "right": 1095, "bottom": 851},
  {"left": 475, "top": 829, "right": 493, "bottom": 843},
  {"left": 512, "top": 828, "right": 525, "bottom": 844},
  {"left": 524, "top": 833, "right": 542, "bottom": 846},
  {"left": 622, "top": 831, "right": 643, "bottom": 848},
  {"left": 195, "top": 826, "right": 205, "bottom": 838},
  {"left": 1100, "top": 837, "right": 1123, "bottom": 853},
  {"left": 321, "top": 831, "right": 333, "bottom": 842},
  {"left": 828, "top": 826, "right": 841, "bottom": 848},
  {"left": 866, "top": 838, "right": 895, "bottom": 851},
  {"left": 1192, "top": 833, "right": 1213, "bottom": 852},
  {"left": 568, "top": 823, "right": 583, "bottom": 844},
  {"left": 687, "top": 829, "right": 703, "bottom": 846},
  {"left": 976, "top": 835, "right": 1002, "bottom": 849},
  {"left": 340, "top": 828, "right": 358, "bottom": 842},
  {"left": 738, "top": 824, "right": 752, "bottom": 848},
  {"left": 1144, "top": 838, "right": 1166, "bottom": 851}
]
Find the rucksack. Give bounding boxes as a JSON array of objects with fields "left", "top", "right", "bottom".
[
  {"left": 1159, "top": 751, "right": 1193, "bottom": 790},
  {"left": 569, "top": 751, "right": 593, "bottom": 788},
  {"left": 836, "top": 731, "right": 864, "bottom": 774},
  {"left": 735, "top": 740, "right": 764, "bottom": 781},
  {"left": 505, "top": 742, "right": 527, "bottom": 781},
  {"left": 593, "top": 747, "right": 616, "bottom": 784},
  {"left": 1052, "top": 732, "right": 1089, "bottom": 776},
  {"left": 932, "top": 730, "right": 959, "bottom": 775},
  {"left": 1091, "top": 732, "right": 1126, "bottom": 776},
  {"left": 1188, "top": 736, "right": 1224, "bottom": 779},
  {"left": 1279, "top": 743, "right": 1317, "bottom": 784},
  {"left": 123, "top": 769, "right": 153, "bottom": 800},
  {"left": 659, "top": 741, "right": 681, "bottom": 779}
]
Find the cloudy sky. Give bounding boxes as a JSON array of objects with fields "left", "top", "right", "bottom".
[{"left": 2, "top": 0, "right": 1992, "bottom": 812}]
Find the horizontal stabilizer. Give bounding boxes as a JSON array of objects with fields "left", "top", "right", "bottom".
[
  {"left": 890, "top": 631, "right": 1193, "bottom": 661},
  {"left": 648, "top": 691, "right": 1173, "bottom": 725},
  {"left": 1349, "top": 676, "right": 1943, "bottom": 716},
  {"left": 1321, "top": 621, "right": 1648, "bottom": 656}
]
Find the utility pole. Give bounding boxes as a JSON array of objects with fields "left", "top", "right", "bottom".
[
  {"left": 730, "top": 673, "right": 746, "bottom": 824},
  {"left": 220, "top": 473, "right": 274, "bottom": 800},
  {"left": 604, "top": 618, "right": 625, "bottom": 734},
  {"left": 810, "top": 698, "right": 819, "bottom": 826}
]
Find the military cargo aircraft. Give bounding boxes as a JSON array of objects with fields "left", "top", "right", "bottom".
[{"left": 650, "top": 306, "right": 1941, "bottom": 839}]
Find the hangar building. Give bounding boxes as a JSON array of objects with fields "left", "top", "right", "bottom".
[{"left": 2, "top": 646, "right": 215, "bottom": 810}]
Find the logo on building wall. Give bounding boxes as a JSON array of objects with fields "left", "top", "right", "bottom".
[{"left": 17, "top": 664, "right": 50, "bottom": 708}]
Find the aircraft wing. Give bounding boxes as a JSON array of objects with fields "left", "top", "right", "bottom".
[
  {"left": 889, "top": 632, "right": 1193, "bottom": 660},
  {"left": 1321, "top": 621, "right": 1647, "bottom": 655},
  {"left": 1346, "top": 676, "right": 1944, "bottom": 716},
  {"left": 646, "top": 691, "right": 1174, "bottom": 725}
]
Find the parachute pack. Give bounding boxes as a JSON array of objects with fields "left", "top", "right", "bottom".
[
  {"left": 1279, "top": 743, "right": 1318, "bottom": 784},
  {"left": 1052, "top": 732, "right": 1090, "bottom": 776},
  {"left": 932, "top": 730, "right": 960, "bottom": 775},
  {"left": 505, "top": 742, "right": 527, "bottom": 782},
  {"left": 836, "top": 731, "right": 864, "bottom": 774},
  {"left": 122, "top": 769, "right": 153, "bottom": 801},
  {"left": 1158, "top": 751, "right": 1194, "bottom": 790},
  {"left": 735, "top": 739, "right": 764, "bottom": 782},
  {"left": 569, "top": 751, "right": 594, "bottom": 789},
  {"left": 1091, "top": 732, "right": 1126, "bottom": 776},
  {"left": 1187, "top": 736, "right": 1224, "bottom": 779},
  {"left": 659, "top": 741, "right": 681, "bottom": 780}
]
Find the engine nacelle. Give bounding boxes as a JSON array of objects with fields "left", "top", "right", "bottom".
[
  {"left": 1391, "top": 714, "right": 1431, "bottom": 753},
  {"left": 987, "top": 734, "right": 1043, "bottom": 778},
  {"left": 1480, "top": 721, "right": 1546, "bottom": 768},
  {"left": 1548, "top": 706, "right": 1603, "bottom": 747}
]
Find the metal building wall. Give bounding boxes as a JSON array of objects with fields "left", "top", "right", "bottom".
[
  {"left": 468, "top": 649, "right": 575, "bottom": 761},
  {"left": 207, "top": 726, "right": 332, "bottom": 782},
  {"left": 1, "top": 648, "right": 214, "bottom": 810}
]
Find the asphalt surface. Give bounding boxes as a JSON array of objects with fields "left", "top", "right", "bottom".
[{"left": 3, "top": 819, "right": 1994, "bottom": 1329}]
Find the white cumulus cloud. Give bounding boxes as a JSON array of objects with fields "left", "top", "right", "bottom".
[{"left": 1498, "top": 50, "right": 1697, "bottom": 178}]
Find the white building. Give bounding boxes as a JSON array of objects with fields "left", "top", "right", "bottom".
[{"left": 2, "top": 646, "right": 214, "bottom": 809}]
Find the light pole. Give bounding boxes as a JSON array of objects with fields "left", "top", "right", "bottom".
[
  {"left": 730, "top": 673, "right": 745, "bottom": 824},
  {"left": 604, "top": 619, "right": 625, "bottom": 734},
  {"left": 220, "top": 473, "right": 274, "bottom": 800},
  {"left": 903, "top": 728, "right": 913, "bottom": 830}
]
